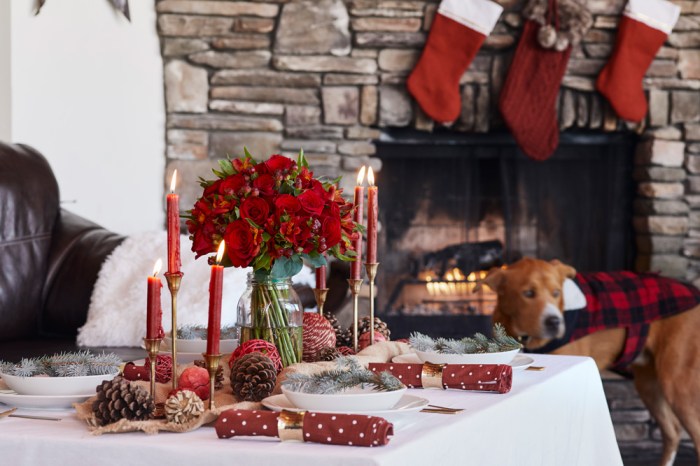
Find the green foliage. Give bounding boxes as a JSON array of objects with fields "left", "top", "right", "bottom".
[
  {"left": 409, "top": 324, "right": 522, "bottom": 354},
  {"left": 282, "top": 357, "right": 404, "bottom": 394},
  {"left": 177, "top": 325, "right": 237, "bottom": 340},
  {"left": 0, "top": 351, "right": 122, "bottom": 377}
]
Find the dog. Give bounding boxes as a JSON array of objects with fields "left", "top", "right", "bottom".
[{"left": 478, "top": 257, "right": 700, "bottom": 466}]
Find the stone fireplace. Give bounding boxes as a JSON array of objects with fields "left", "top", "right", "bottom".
[{"left": 157, "top": 0, "right": 700, "bottom": 458}]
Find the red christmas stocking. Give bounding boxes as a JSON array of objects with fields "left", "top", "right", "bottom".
[
  {"left": 407, "top": 0, "right": 503, "bottom": 124},
  {"left": 499, "top": 20, "right": 571, "bottom": 161},
  {"left": 596, "top": 0, "right": 680, "bottom": 122}
]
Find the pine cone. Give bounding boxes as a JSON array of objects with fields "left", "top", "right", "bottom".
[
  {"left": 337, "top": 328, "right": 353, "bottom": 348},
  {"left": 359, "top": 316, "right": 391, "bottom": 341},
  {"left": 194, "top": 360, "right": 224, "bottom": 390},
  {"left": 315, "top": 346, "right": 341, "bottom": 361},
  {"left": 323, "top": 312, "right": 346, "bottom": 346},
  {"left": 230, "top": 352, "right": 277, "bottom": 402},
  {"left": 165, "top": 389, "right": 205, "bottom": 425},
  {"left": 92, "top": 376, "right": 155, "bottom": 426}
]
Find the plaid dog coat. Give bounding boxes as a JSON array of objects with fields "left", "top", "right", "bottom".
[{"left": 528, "top": 271, "right": 700, "bottom": 374}]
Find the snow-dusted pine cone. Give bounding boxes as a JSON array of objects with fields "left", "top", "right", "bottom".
[
  {"left": 92, "top": 376, "right": 155, "bottom": 426},
  {"left": 359, "top": 316, "right": 391, "bottom": 340},
  {"left": 165, "top": 389, "right": 205, "bottom": 425},
  {"left": 230, "top": 352, "right": 277, "bottom": 402},
  {"left": 315, "top": 346, "right": 341, "bottom": 361},
  {"left": 194, "top": 359, "right": 224, "bottom": 390}
]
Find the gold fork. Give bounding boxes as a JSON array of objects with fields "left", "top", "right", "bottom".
[{"left": 0, "top": 408, "right": 17, "bottom": 419}]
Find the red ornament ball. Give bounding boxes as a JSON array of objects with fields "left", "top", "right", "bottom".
[
  {"left": 229, "top": 339, "right": 282, "bottom": 373},
  {"left": 302, "top": 313, "right": 336, "bottom": 362},
  {"left": 178, "top": 366, "right": 210, "bottom": 401},
  {"left": 337, "top": 346, "right": 356, "bottom": 356},
  {"left": 358, "top": 331, "right": 386, "bottom": 351},
  {"left": 145, "top": 354, "right": 173, "bottom": 383}
]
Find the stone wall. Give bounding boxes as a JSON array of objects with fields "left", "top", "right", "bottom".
[{"left": 157, "top": 0, "right": 700, "bottom": 284}]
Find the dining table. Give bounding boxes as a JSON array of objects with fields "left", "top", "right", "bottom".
[{"left": 0, "top": 353, "right": 622, "bottom": 466}]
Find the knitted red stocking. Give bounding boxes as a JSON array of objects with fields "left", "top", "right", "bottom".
[
  {"left": 407, "top": 0, "right": 503, "bottom": 124},
  {"left": 596, "top": 0, "right": 680, "bottom": 122}
]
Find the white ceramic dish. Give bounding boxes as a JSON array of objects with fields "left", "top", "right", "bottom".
[
  {"left": 392, "top": 352, "right": 534, "bottom": 371},
  {"left": 163, "top": 337, "right": 238, "bottom": 354},
  {"left": 262, "top": 393, "right": 428, "bottom": 424},
  {"left": 0, "top": 372, "right": 116, "bottom": 396},
  {"left": 414, "top": 348, "right": 520, "bottom": 365},
  {"left": 0, "top": 389, "right": 93, "bottom": 410},
  {"left": 281, "top": 386, "right": 407, "bottom": 412}
]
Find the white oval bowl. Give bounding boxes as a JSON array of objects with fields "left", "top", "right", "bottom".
[
  {"left": 0, "top": 371, "right": 117, "bottom": 396},
  {"left": 415, "top": 348, "right": 520, "bottom": 365},
  {"left": 164, "top": 337, "right": 238, "bottom": 354},
  {"left": 281, "top": 386, "right": 407, "bottom": 412}
]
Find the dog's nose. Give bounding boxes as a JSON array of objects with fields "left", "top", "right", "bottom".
[{"left": 544, "top": 315, "right": 562, "bottom": 333}]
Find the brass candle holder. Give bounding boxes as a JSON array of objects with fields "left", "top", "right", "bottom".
[
  {"left": 364, "top": 262, "right": 379, "bottom": 345},
  {"left": 165, "top": 271, "right": 183, "bottom": 390},
  {"left": 143, "top": 337, "right": 162, "bottom": 399},
  {"left": 347, "top": 278, "right": 363, "bottom": 353},
  {"left": 313, "top": 288, "right": 329, "bottom": 315},
  {"left": 202, "top": 353, "right": 222, "bottom": 410}
]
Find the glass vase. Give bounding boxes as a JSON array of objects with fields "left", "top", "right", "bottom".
[{"left": 236, "top": 273, "right": 303, "bottom": 367}]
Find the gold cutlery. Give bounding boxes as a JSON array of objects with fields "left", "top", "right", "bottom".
[
  {"left": 421, "top": 404, "right": 464, "bottom": 414},
  {"left": 10, "top": 414, "right": 62, "bottom": 421},
  {"left": 0, "top": 408, "right": 17, "bottom": 419},
  {"left": 526, "top": 366, "right": 545, "bottom": 371}
]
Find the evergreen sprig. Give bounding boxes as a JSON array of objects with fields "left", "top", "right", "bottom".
[
  {"left": 282, "top": 357, "right": 404, "bottom": 394},
  {"left": 409, "top": 324, "right": 522, "bottom": 354},
  {"left": 176, "top": 324, "right": 237, "bottom": 340},
  {"left": 0, "top": 351, "right": 121, "bottom": 378}
]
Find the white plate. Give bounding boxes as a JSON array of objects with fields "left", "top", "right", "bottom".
[
  {"left": 156, "top": 350, "right": 203, "bottom": 364},
  {"left": 282, "top": 386, "right": 407, "bottom": 411},
  {"left": 415, "top": 348, "right": 519, "bottom": 365},
  {"left": 262, "top": 393, "right": 429, "bottom": 424},
  {"left": 0, "top": 390, "right": 93, "bottom": 410},
  {"left": 0, "top": 372, "right": 116, "bottom": 396},
  {"left": 392, "top": 353, "right": 535, "bottom": 371},
  {"left": 163, "top": 337, "right": 238, "bottom": 354}
]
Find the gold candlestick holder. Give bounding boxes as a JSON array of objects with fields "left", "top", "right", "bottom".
[
  {"left": 202, "top": 353, "right": 222, "bottom": 410},
  {"left": 347, "top": 278, "right": 363, "bottom": 353},
  {"left": 143, "top": 337, "right": 162, "bottom": 400},
  {"left": 165, "top": 271, "right": 183, "bottom": 390},
  {"left": 364, "top": 262, "right": 379, "bottom": 345},
  {"left": 313, "top": 288, "right": 329, "bottom": 315}
]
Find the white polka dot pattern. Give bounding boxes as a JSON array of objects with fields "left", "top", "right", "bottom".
[{"left": 368, "top": 363, "right": 512, "bottom": 393}]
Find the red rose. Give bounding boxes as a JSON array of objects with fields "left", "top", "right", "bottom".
[
  {"left": 274, "top": 194, "right": 301, "bottom": 214},
  {"left": 191, "top": 221, "right": 218, "bottom": 258},
  {"left": 240, "top": 196, "right": 270, "bottom": 226},
  {"left": 265, "top": 154, "right": 295, "bottom": 173},
  {"left": 219, "top": 174, "right": 247, "bottom": 196},
  {"left": 224, "top": 219, "right": 262, "bottom": 267},
  {"left": 253, "top": 162, "right": 269, "bottom": 175},
  {"left": 298, "top": 190, "right": 324, "bottom": 216},
  {"left": 253, "top": 173, "right": 275, "bottom": 196},
  {"left": 321, "top": 216, "right": 342, "bottom": 249}
]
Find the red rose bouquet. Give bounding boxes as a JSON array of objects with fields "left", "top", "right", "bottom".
[{"left": 185, "top": 150, "right": 359, "bottom": 366}]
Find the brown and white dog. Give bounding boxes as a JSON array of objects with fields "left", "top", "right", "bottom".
[{"left": 478, "top": 257, "right": 700, "bottom": 466}]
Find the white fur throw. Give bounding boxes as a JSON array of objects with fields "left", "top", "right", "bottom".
[{"left": 77, "top": 231, "right": 315, "bottom": 347}]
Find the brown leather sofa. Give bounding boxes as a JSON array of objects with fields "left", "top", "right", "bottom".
[{"left": 0, "top": 142, "right": 143, "bottom": 362}]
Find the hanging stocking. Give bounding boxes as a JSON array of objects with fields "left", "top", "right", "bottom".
[
  {"left": 596, "top": 0, "right": 680, "bottom": 122},
  {"left": 407, "top": 0, "right": 503, "bottom": 124}
]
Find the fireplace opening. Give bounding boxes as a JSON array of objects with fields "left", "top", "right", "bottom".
[{"left": 375, "top": 130, "right": 637, "bottom": 339}]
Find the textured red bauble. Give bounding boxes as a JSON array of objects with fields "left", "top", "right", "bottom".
[
  {"left": 178, "top": 366, "right": 211, "bottom": 400},
  {"left": 229, "top": 339, "right": 283, "bottom": 373},
  {"left": 358, "top": 331, "right": 386, "bottom": 351},
  {"left": 302, "top": 313, "right": 336, "bottom": 362}
]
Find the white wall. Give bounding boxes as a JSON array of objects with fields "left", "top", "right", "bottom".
[
  {"left": 6, "top": 0, "right": 165, "bottom": 234},
  {"left": 0, "top": 2, "right": 10, "bottom": 141}
]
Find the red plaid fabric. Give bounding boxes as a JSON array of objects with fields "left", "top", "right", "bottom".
[
  {"left": 215, "top": 409, "right": 393, "bottom": 447},
  {"left": 367, "top": 363, "right": 512, "bottom": 393},
  {"left": 531, "top": 272, "right": 700, "bottom": 374}
]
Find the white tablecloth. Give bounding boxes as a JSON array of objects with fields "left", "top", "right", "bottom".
[{"left": 0, "top": 354, "right": 622, "bottom": 466}]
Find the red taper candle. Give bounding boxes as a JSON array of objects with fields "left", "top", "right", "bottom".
[
  {"left": 316, "top": 264, "right": 327, "bottom": 290},
  {"left": 351, "top": 166, "right": 366, "bottom": 279},
  {"left": 167, "top": 170, "right": 181, "bottom": 274},
  {"left": 366, "top": 167, "right": 378, "bottom": 264},
  {"left": 146, "top": 259, "right": 163, "bottom": 339},
  {"left": 206, "top": 241, "right": 226, "bottom": 355}
]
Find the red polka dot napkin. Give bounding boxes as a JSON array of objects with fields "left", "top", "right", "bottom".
[
  {"left": 215, "top": 409, "right": 394, "bottom": 447},
  {"left": 368, "top": 362, "right": 513, "bottom": 394}
]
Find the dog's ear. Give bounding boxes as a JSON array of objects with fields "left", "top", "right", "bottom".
[
  {"left": 475, "top": 267, "right": 506, "bottom": 293},
  {"left": 549, "top": 259, "right": 576, "bottom": 280}
]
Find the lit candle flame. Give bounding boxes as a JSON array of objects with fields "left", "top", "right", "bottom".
[
  {"left": 216, "top": 241, "right": 226, "bottom": 264},
  {"left": 357, "top": 166, "right": 366, "bottom": 185},
  {"left": 152, "top": 258, "right": 162, "bottom": 277},
  {"left": 367, "top": 166, "right": 375, "bottom": 186},
  {"left": 170, "top": 169, "right": 178, "bottom": 193}
]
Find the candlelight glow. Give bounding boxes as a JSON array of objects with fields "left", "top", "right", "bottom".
[
  {"left": 152, "top": 259, "right": 162, "bottom": 277},
  {"left": 170, "top": 169, "right": 178, "bottom": 193},
  {"left": 357, "top": 166, "right": 366, "bottom": 185},
  {"left": 216, "top": 241, "right": 226, "bottom": 264},
  {"left": 367, "top": 166, "right": 375, "bottom": 186}
]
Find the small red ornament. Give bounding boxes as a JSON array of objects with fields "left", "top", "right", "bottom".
[
  {"left": 229, "top": 339, "right": 282, "bottom": 373},
  {"left": 145, "top": 354, "right": 173, "bottom": 383},
  {"left": 337, "top": 346, "right": 356, "bottom": 356},
  {"left": 302, "top": 313, "right": 336, "bottom": 362},
  {"left": 358, "top": 331, "right": 386, "bottom": 351},
  {"left": 122, "top": 362, "right": 149, "bottom": 381},
  {"left": 178, "top": 366, "right": 210, "bottom": 400}
]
